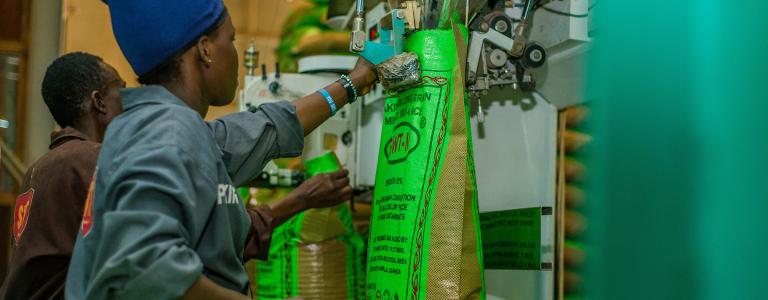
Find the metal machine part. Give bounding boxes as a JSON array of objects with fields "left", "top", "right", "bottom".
[
  {"left": 348, "top": 0, "right": 422, "bottom": 93},
  {"left": 466, "top": 0, "right": 548, "bottom": 115},
  {"left": 250, "top": 163, "right": 305, "bottom": 188},
  {"left": 244, "top": 40, "right": 258, "bottom": 76},
  {"left": 401, "top": 1, "right": 421, "bottom": 30},
  {"left": 268, "top": 63, "right": 282, "bottom": 94},
  {"left": 350, "top": 0, "right": 367, "bottom": 52},
  {"left": 511, "top": 0, "right": 536, "bottom": 56},
  {"left": 521, "top": 42, "right": 546, "bottom": 69},
  {"left": 493, "top": 17, "right": 509, "bottom": 34},
  {"left": 261, "top": 64, "right": 267, "bottom": 81},
  {"left": 349, "top": 0, "right": 410, "bottom": 64},
  {"left": 487, "top": 48, "right": 508, "bottom": 68},
  {"left": 328, "top": 0, "right": 385, "bottom": 30}
]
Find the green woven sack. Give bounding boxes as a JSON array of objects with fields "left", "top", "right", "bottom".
[
  {"left": 256, "top": 152, "right": 366, "bottom": 299},
  {"left": 365, "top": 25, "right": 485, "bottom": 300}
]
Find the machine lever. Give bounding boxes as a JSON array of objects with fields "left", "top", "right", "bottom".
[{"left": 511, "top": 0, "right": 535, "bottom": 57}]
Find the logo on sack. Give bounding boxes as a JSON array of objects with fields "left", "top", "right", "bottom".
[
  {"left": 13, "top": 189, "right": 34, "bottom": 243},
  {"left": 81, "top": 172, "right": 96, "bottom": 237},
  {"left": 384, "top": 122, "right": 420, "bottom": 165}
]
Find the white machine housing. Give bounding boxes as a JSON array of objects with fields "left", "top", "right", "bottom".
[{"left": 471, "top": 1, "right": 590, "bottom": 300}]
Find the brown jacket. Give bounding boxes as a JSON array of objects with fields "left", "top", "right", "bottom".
[
  {"left": 0, "top": 127, "right": 98, "bottom": 299},
  {"left": 0, "top": 127, "right": 276, "bottom": 299}
]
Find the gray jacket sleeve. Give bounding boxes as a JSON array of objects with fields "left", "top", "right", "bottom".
[
  {"left": 207, "top": 101, "right": 304, "bottom": 187},
  {"left": 85, "top": 145, "right": 207, "bottom": 299}
]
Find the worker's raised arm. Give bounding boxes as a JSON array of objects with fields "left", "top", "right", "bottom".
[
  {"left": 207, "top": 101, "right": 304, "bottom": 187},
  {"left": 207, "top": 58, "right": 375, "bottom": 187},
  {"left": 292, "top": 57, "right": 378, "bottom": 135}
]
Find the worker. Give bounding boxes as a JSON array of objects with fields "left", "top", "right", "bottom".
[
  {"left": 0, "top": 52, "right": 125, "bottom": 299},
  {"left": 65, "top": 0, "right": 378, "bottom": 299}
]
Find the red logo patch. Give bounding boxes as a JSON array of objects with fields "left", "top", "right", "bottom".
[
  {"left": 81, "top": 175, "right": 95, "bottom": 237},
  {"left": 13, "top": 189, "right": 35, "bottom": 243}
]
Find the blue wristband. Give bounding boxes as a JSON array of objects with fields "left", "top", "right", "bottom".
[{"left": 318, "top": 88, "right": 337, "bottom": 116}]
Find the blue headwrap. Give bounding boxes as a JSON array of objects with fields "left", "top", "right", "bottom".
[{"left": 103, "top": 0, "right": 225, "bottom": 76}]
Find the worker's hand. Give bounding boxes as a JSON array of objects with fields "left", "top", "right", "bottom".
[
  {"left": 294, "top": 169, "right": 353, "bottom": 210},
  {"left": 349, "top": 57, "right": 378, "bottom": 96}
]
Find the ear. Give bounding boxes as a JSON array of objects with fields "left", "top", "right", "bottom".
[
  {"left": 196, "top": 35, "right": 213, "bottom": 67},
  {"left": 91, "top": 90, "right": 108, "bottom": 114}
]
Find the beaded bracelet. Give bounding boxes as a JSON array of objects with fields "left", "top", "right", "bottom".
[{"left": 338, "top": 74, "right": 359, "bottom": 103}]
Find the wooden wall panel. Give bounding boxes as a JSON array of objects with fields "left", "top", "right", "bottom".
[
  {"left": 61, "top": 0, "right": 138, "bottom": 87},
  {"left": 0, "top": 0, "right": 24, "bottom": 42}
]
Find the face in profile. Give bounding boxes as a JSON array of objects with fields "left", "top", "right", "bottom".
[{"left": 206, "top": 13, "right": 239, "bottom": 107}]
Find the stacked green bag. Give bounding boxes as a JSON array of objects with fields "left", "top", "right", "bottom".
[
  {"left": 255, "top": 152, "right": 366, "bottom": 300},
  {"left": 277, "top": 0, "right": 352, "bottom": 73},
  {"left": 365, "top": 23, "right": 486, "bottom": 300}
]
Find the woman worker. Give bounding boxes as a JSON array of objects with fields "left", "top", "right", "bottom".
[{"left": 66, "top": 0, "right": 378, "bottom": 299}]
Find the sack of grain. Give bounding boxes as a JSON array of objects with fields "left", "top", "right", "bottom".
[
  {"left": 255, "top": 152, "right": 366, "bottom": 300},
  {"left": 366, "top": 23, "right": 485, "bottom": 300}
]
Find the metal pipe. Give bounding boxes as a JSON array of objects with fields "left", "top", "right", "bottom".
[
  {"left": 275, "top": 62, "right": 281, "bottom": 79},
  {"left": 521, "top": 0, "right": 535, "bottom": 19},
  {"left": 466, "top": 0, "right": 470, "bottom": 25},
  {"left": 511, "top": 0, "right": 535, "bottom": 57},
  {"left": 350, "top": 0, "right": 367, "bottom": 51},
  {"left": 356, "top": 0, "right": 364, "bottom": 15},
  {"left": 261, "top": 64, "right": 267, "bottom": 81}
]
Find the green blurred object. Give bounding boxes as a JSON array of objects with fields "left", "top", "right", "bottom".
[
  {"left": 256, "top": 151, "right": 366, "bottom": 299},
  {"left": 586, "top": 1, "right": 768, "bottom": 299},
  {"left": 277, "top": 2, "right": 352, "bottom": 73},
  {"left": 237, "top": 187, "right": 250, "bottom": 206},
  {"left": 304, "top": 151, "right": 341, "bottom": 178},
  {"left": 277, "top": 4, "right": 328, "bottom": 73}
]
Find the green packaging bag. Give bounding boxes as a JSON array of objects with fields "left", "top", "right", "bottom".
[
  {"left": 365, "top": 24, "right": 485, "bottom": 300},
  {"left": 256, "top": 152, "right": 366, "bottom": 300}
]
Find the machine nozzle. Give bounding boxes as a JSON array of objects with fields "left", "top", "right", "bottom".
[{"left": 350, "top": 0, "right": 367, "bottom": 52}]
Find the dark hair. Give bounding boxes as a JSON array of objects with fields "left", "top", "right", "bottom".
[
  {"left": 41, "top": 52, "right": 109, "bottom": 128},
  {"left": 137, "top": 11, "right": 228, "bottom": 85}
]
